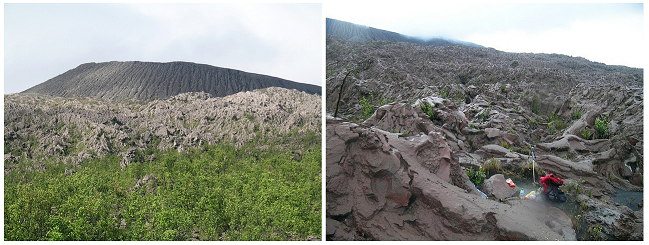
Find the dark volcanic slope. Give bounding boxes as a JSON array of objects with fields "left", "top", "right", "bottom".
[
  {"left": 326, "top": 18, "right": 483, "bottom": 48},
  {"left": 21, "top": 61, "right": 321, "bottom": 100}
]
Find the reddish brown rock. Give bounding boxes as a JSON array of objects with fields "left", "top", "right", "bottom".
[
  {"left": 483, "top": 174, "right": 518, "bottom": 200},
  {"left": 326, "top": 115, "right": 575, "bottom": 241}
]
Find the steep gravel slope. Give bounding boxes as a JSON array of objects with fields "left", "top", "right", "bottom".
[{"left": 21, "top": 61, "right": 321, "bottom": 100}]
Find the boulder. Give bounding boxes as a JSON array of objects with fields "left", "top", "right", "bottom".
[
  {"left": 576, "top": 194, "right": 643, "bottom": 240},
  {"left": 475, "top": 144, "right": 523, "bottom": 160},
  {"left": 483, "top": 174, "right": 518, "bottom": 200},
  {"left": 484, "top": 128, "right": 501, "bottom": 139},
  {"left": 631, "top": 173, "right": 643, "bottom": 187},
  {"left": 535, "top": 155, "right": 614, "bottom": 194},
  {"left": 362, "top": 102, "right": 432, "bottom": 136}
]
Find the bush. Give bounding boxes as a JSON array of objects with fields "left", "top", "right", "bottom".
[
  {"left": 465, "top": 167, "right": 486, "bottom": 186},
  {"left": 420, "top": 102, "right": 435, "bottom": 120},
  {"left": 479, "top": 108, "right": 491, "bottom": 122},
  {"left": 483, "top": 158, "right": 501, "bottom": 177},
  {"left": 439, "top": 88, "right": 449, "bottom": 99},
  {"left": 359, "top": 96, "right": 374, "bottom": 120},
  {"left": 500, "top": 141, "right": 513, "bottom": 151},
  {"left": 581, "top": 129, "right": 592, "bottom": 140},
  {"left": 531, "top": 95, "right": 540, "bottom": 114},
  {"left": 4, "top": 137, "right": 322, "bottom": 241},
  {"left": 571, "top": 108, "right": 582, "bottom": 120},
  {"left": 595, "top": 114, "right": 610, "bottom": 139}
]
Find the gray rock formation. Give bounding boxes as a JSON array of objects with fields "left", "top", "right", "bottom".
[
  {"left": 21, "top": 61, "right": 321, "bottom": 101},
  {"left": 326, "top": 36, "right": 641, "bottom": 122},
  {"left": 326, "top": 91, "right": 642, "bottom": 240},
  {"left": 4, "top": 87, "right": 321, "bottom": 174}
]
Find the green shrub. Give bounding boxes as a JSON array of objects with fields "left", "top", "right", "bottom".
[
  {"left": 4, "top": 137, "right": 322, "bottom": 241},
  {"left": 531, "top": 95, "right": 540, "bottom": 114},
  {"left": 465, "top": 167, "right": 486, "bottom": 186},
  {"left": 571, "top": 108, "right": 582, "bottom": 120},
  {"left": 359, "top": 96, "right": 375, "bottom": 120},
  {"left": 554, "top": 119, "right": 568, "bottom": 130},
  {"left": 479, "top": 108, "right": 491, "bottom": 122},
  {"left": 420, "top": 102, "right": 436, "bottom": 120},
  {"left": 244, "top": 113, "right": 255, "bottom": 121},
  {"left": 548, "top": 124, "right": 556, "bottom": 135},
  {"left": 440, "top": 88, "right": 449, "bottom": 99},
  {"left": 514, "top": 146, "right": 531, "bottom": 155},
  {"left": 359, "top": 94, "right": 392, "bottom": 121},
  {"left": 595, "top": 114, "right": 610, "bottom": 139},
  {"left": 483, "top": 158, "right": 501, "bottom": 177},
  {"left": 500, "top": 141, "right": 512, "bottom": 151},
  {"left": 581, "top": 129, "right": 592, "bottom": 140}
]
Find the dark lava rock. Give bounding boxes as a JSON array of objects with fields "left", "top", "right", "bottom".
[{"left": 21, "top": 61, "right": 321, "bottom": 100}]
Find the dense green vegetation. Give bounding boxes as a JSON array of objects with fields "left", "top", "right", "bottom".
[{"left": 4, "top": 139, "right": 321, "bottom": 241}]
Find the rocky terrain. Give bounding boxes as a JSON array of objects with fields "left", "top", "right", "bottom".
[
  {"left": 326, "top": 18, "right": 482, "bottom": 47},
  {"left": 21, "top": 61, "right": 321, "bottom": 101},
  {"left": 325, "top": 32, "right": 643, "bottom": 240},
  {"left": 5, "top": 87, "right": 321, "bottom": 176}
]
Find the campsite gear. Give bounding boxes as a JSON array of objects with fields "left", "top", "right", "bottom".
[
  {"left": 540, "top": 173, "right": 567, "bottom": 203},
  {"left": 524, "top": 190, "right": 536, "bottom": 199},
  {"left": 473, "top": 183, "right": 487, "bottom": 199},
  {"left": 520, "top": 189, "right": 524, "bottom": 199},
  {"left": 505, "top": 178, "right": 516, "bottom": 187},
  {"left": 477, "top": 189, "right": 487, "bottom": 199}
]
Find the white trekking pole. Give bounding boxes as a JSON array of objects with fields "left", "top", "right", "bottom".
[{"left": 530, "top": 144, "right": 536, "bottom": 185}]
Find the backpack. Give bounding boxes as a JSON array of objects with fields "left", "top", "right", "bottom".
[{"left": 540, "top": 174, "right": 567, "bottom": 203}]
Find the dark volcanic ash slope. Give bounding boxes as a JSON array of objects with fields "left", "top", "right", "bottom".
[
  {"left": 21, "top": 61, "right": 321, "bottom": 100},
  {"left": 326, "top": 18, "right": 483, "bottom": 47}
]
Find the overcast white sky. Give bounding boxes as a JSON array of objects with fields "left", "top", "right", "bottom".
[
  {"left": 326, "top": 2, "right": 644, "bottom": 69},
  {"left": 3, "top": 3, "right": 322, "bottom": 94}
]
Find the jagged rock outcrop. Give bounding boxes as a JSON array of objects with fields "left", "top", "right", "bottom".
[
  {"left": 21, "top": 61, "right": 321, "bottom": 101},
  {"left": 327, "top": 93, "right": 642, "bottom": 240},
  {"left": 4, "top": 87, "right": 321, "bottom": 174},
  {"left": 326, "top": 36, "right": 641, "bottom": 122},
  {"left": 326, "top": 115, "right": 575, "bottom": 240},
  {"left": 575, "top": 194, "right": 643, "bottom": 240}
]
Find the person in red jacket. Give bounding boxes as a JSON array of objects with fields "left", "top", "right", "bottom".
[{"left": 540, "top": 173, "right": 567, "bottom": 202}]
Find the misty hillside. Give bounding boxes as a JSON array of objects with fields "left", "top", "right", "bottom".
[
  {"left": 326, "top": 35, "right": 642, "bottom": 119},
  {"left": 21, "top": 61, "right": 321, "bottom": 100},
  {"left": 326, "top": 18, "right": 483, "bottom": 48}
]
